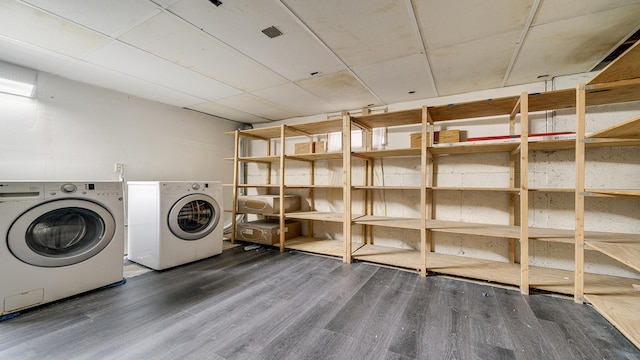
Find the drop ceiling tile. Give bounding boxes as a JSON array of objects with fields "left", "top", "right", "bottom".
[
  {"left": 251, "top": 83, "right": 339, "bottom": 117},
  {"left": 506, "top": 4, "right": 640, "bottom": 86},
  {"left": 167, "top": 0, "right": 345, "bottom": 81},
  {"left": 415, "top": 0, "right": 534, "bottom": 50},
  {"left": 428, "top": 31, "right": 520, "bottom": 96},
  {"left": 215, "top": 93, "right": 299, "bottom": 121},
  {"left": 118, "top": 12, "right": 288, "bottom": 91},
  {"left": 151, "top": 0, "right": 181, "bottom": 8},
  {"left": 21, "top": 0, "right": 161, "bottom": 37},
  {"left": 533, "top": 0, "right": 639, "bottom": 25},
  {"left": 188, "top": 101, "right": 269, "bottom": 123},
  {"left": 0, "top": 1, "right": 108, "bottom": 58},
  {"left": 0, "top": 35, "right": 72, "bottom": 75},
  {"left": 282, "top": 0, "right": 419, "bottom": 67},
  {"left": 353, "top": 54, "right": 437, "bottom": 104},
  {"left": 55, "top": 59, "right": 205, "bottom": 107},
  {"left": 295, "top": 70, "right": 383, "bottom": 111},
  {"left": 84, "top": 40, "right": 242, "bottom": 101}
]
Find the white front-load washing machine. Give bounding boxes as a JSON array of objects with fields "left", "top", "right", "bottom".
[
  {"left": 0, "top": 181, "right": 125, "bottom": 316},
  {"left": 127, "top": 181, "right": 223, "bottom": 270}
]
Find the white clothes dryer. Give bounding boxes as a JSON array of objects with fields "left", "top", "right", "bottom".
[
  {"left": 127, "top": 181, "right": 223, "bottom": 270},
  {"left": 0, "top": 181, "right": 125, "bottom": 316}
]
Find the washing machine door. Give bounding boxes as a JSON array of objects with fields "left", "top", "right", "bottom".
[
  {"left": 168, "top": 194, "right": 221, "bottom": 241},
  {"left": 7, "top": 199, "right": 116, "bottom": 267}
]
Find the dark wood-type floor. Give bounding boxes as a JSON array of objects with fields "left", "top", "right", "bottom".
[{"left": 1, "top": 246, "right": 639, "bottom": 360}]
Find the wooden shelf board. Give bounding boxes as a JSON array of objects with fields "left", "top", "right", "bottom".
[
  {"left": 285, "top": 184, "right": 343, "bottom": 189},
  {"left": 352, "top": 148, "right": 421, "bottom": 158},
  {"left": 234, "top": 184, "right": 280, "bottom": 188},
  {"left": 431, "top": 186, "right": 519, "bottom": 192},
  {"left": 429, "top": 142, "right": 520, "bottom": 155},
  {"left": 426, "top": 252, "right": 520, "bottom": 286},
  {"left": 529, "top": 188, "right": 574, "bottom": 193},
  {"left": 231, "top": 126, "right": 283, "bottom": 140},
  {"left": 586, "top": 81, "right": 640, "bottom": 106},
  {"left": 588, "top": 40, "right": 640, "bottom": 85},
  {"left": 354, "top": 215, "right": 422, "bottom": 230},
  {"left": 284, "top": 211, "right": 348, "bottom": 222},
  {"left": 584, "top": 189, "right": 640, "bottom": 197},
  {"left": 428, "top": 96, "right": 519, "bottom": 122},
  {"left": 288, "top": 119, "right": 344, "bottom": 135},
  {"left": 585, "top": 277, "right": 640, "bottom": 349},
  {"left": 588, "top": 115, "right": 640, "bottom": 139},
  {"left": 353, "top": 186, "right": 421, "bottom": 190},
  {"left": 586, "top": 238, "right": 640, "bottom": 273},
  {"left": 286, "top": 152, "right": 343, "bottom": 161},
  {"left": 528, "top": 138, "right": 575, "bottom": 151},
  {"left": 352, "top": 244, "right": 422, "bottom": 270},
  {"left": 351, "top": 108, "right": 422, "bottom": 128},
  {"left": 236, "top": 156, "right": 280, "bottom": 163},
  {"left": 285, "top": 237, "right": 345, "bottom": 258},
  {"left": 424, "top": 219, "right": 575, "bottom": 243},
  {"left": 423, "top": 252, "right": 634, "bottom": 296},
  {"left": 528, "top": 89, "right": 576, "bottom": 112}
]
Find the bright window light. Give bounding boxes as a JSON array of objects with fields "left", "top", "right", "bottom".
[
  {"left": 0, "top": 78, "right": 35, "bottom": 97},
  {"left": 0, "top": 61, "right": 37, "bottom": 98}
]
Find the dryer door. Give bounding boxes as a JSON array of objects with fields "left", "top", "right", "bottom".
[
  {"left": 7, "top": 199, "right": 116, "bottom": 267},
  {"left": 168, "top": 194, "right": 220, "bottom": 241}
]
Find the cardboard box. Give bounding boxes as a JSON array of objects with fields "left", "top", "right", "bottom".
[
  {"left": 294, "top": 142, "right": 314, "bottom": 154},
  {"left": 410, "top": 130, "right": 461, "bottom": 147},
  {"left": 237, "top": 194, "right": 301, "bottom": 215},
  {"left": 438, "top": 129, "right": 460, "bottom": 143},
  {"left": 313, "top": 141, "right": 326, "bottom": 153},
  {"left": 410, "top": 133, "right": 423, "bottom": 148},
  {"left": 236, "top": 219, "right": 301, "bottom": 245}
]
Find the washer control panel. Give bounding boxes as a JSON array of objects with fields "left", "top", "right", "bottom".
[{"left": 44, "top": 182, "right": 122, "bottom": 199}]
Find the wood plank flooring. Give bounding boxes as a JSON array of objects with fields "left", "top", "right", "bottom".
[{"left": 1, "top": 246, "right": 638, "bottom": 360}]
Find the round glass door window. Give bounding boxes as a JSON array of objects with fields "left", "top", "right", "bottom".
[
  {"left": 8, "top": 199, "right": 116, "bottom": 267},
  {"left": 168, "top": 194, "right": 220, "bottom": 241},
  {"left": 26, "top": 208, "right": 105, "bottom": 256}
]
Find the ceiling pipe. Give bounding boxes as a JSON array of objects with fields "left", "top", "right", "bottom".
[{"left": 501, "top": 0, "right": 542, "bottom": 87}]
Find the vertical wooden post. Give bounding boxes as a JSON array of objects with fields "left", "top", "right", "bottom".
[
  {"left": 366, "top": 159, "right": 373, "bottom": 244},
  {"left": 426, "top": 109, "right": 435, "bottom": 253},
  {"left": 575, "top": 84, "right": 587, "bottom": 303},
  {"left": 231, "top": 130, "right": 240, "bottom": 243},
  {"left": 279, "top": 125, "right": 286, "bottom": 253},
  {"left": 266, "top": 139, "right": 272, "bottom": 189},
  {"left": 309, "top": 158, "right": 315, "bottom": 240},
  {"left": 343, "top": 113, "right": 352, "bottom": 263},
  {"left": 420, "top": 106, "right": 429, "bottom": 276},
  {"left": 362, "top": 108, "right": 373, "bottom": 245},
  {"left": 519, "top": 93, "right": 529, "bottom": 295},
  {"left": 508, "top": 104, "right": 518, "bottom": 263}
]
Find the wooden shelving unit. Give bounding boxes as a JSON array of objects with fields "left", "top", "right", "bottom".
[
  {"left": 345, "top": 107, "right": 428, "bottom": 273},
  {"left": 227, "top": 39, "right": 640, "bottom": 348},
  {"left": 573, "top": 41, "right": 640, "bottom": 347},
  {"left": 227, "top": 118, "right": 350, "bottom": 257}
]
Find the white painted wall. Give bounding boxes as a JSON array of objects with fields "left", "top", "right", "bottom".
[
  {"left": 251, "top": 72, "right": 640, "bottom": 279},
  {"left": 1, "top": 71, "right": 239, "bottom": 221}
]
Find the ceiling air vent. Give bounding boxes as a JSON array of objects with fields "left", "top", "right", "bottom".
[
  {"left": 261, "top": 26, "right": 283, "bottom": 39},
  {"left": 592, "top": 28, "right": 640, "bottom": 71}
]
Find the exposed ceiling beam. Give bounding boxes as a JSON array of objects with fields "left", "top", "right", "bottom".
[{"left": 501, "top": 0, "right": 542, "bottom": 87}]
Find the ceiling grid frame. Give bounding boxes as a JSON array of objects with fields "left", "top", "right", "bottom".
[
  {"left": 501, "top": 0, "right": 543, "bottom": 87},
  {"left": 404, "top": 0, "right": 438, "bottom": 97}
]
